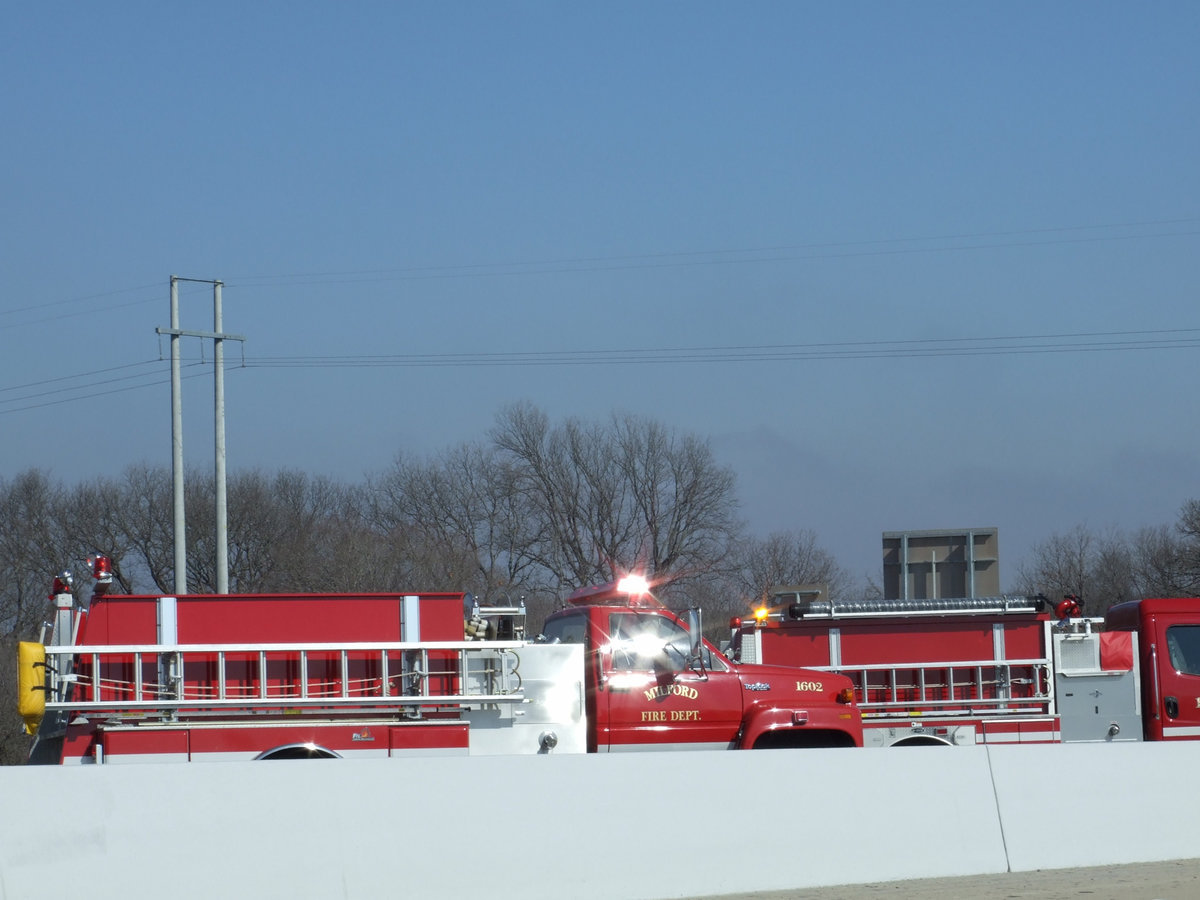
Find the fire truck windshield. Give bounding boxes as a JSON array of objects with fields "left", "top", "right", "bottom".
[
  {"left": 540, "top": 608, "right": 726, "bottom": 670},
  {"left": 609, "top": 611, "right": 691, "bottom": 672}
]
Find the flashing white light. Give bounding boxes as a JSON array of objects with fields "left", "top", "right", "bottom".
[{"left": 616, "top": 574, "right": 651, "bottom": 596}]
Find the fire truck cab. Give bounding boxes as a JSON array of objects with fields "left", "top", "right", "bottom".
[
  {"left": 542, "top": 576, "right": 862, "bottom": 751},
  {"left": 1105, "top": 597, "right": 1200, "bottom": 741}
]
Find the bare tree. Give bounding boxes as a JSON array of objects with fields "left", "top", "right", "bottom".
[
  {"left": 1172, "top": 499, "right": 1200, "bottom": 593},
  {"left": 62, "top": 464, "right": 386, "bottom": 595},
  {"left": 0, "top": 471, "right": 67, "bottom": 764},
  {"left": 116, "top": 463, "right": 176, "bottom": 592},
  {"left": 1127, "top": 502, "right": 1200, "bottom": 599},
  {"left": 182, "top": 468, "right": 373, "bottom": 593},
  {"left": 1129, "top": 524, "right": 1186, "bottom": 598},
  {"left": 1015, "top": 500, "right": 1200, "bottom": 615},
  {"left": 490, "top": 404, "right": 612, "bottom": 588},
  {"left": 613, "top": 413, "right": 739, "bottom": 584},
  {"left": 369, "top": 443, "right": 546, "bottom": 601},
  {"left": 1015, "top": 526, "right": 1091, "bottom": 602},
  {"left": 731, "top": 530, "right": 853, "bottom": 606},
  {"left": 1013, "top": 525, "right": 1137, "bottom": 613},
  {"left": 309, "top": 509, "right": 413, "bottom": 592},
  {"left": 259, "top": 479, "right": 406, "bottom": 593},
  {"left": 491, "top": 403, "right": 741, "bottom": 591},
  {"left": 223, "top": 469, "right": 345, "bottom": 592},
  {"left": 60, "top": 475, "right": 140, "bottom": 594},
  {"left": 0, "top": 471, "right": 66, "bottom": 639}
]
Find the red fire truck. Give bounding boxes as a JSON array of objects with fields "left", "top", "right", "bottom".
[
  {"left": 17, "top": 561, "right": 862, "bottom": 763},
  {"left": 728, "top": 589, "right": 1200, "bottom": 747}
]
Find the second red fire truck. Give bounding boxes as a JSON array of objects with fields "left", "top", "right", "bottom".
[
  {"left": 728, "top": 588, "right": 1200, "bottom": 747},
  {"left": 18, "top": 562, "right": 862, "bottom": 763}
]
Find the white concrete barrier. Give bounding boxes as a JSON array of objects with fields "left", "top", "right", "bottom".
[
  {"left": 1, "top": 744, "right": 1197, "bottom": 899},
  {"left": 989, "top": 742, "right": 1200, "bottom": 872}
]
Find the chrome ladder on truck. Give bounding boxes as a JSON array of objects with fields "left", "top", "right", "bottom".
[
  {"left": 831, "top": 655, "right": 1053, "bottom": 720},
  {"left": 40, "top": 639, "right": 528, "bottom": 719}
]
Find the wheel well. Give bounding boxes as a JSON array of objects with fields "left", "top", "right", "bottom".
[
  {"left": 255, "top": 743, "right": 341, "bottom": 760},
  {"left": 751, "top": 729, "right": 858, "bottom": 750},
  {"left": 889, "top": 735, "right": 952, "bottom": 747}
]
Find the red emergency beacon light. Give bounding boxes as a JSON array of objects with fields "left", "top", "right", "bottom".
[
  {"left": 616, "top": 574, "right": 650, "bottom": 596},
  {"left": 1055, "top": 595, "right": 1082, "bottom": 620},
  {"left": 566, "top": 573, "right": 660, "bottom": 608},
  {"left": 89, "top": 555, "right": 113, "bottom": 596},
  {"left": 49, "top": 571, "right": 73, "bottom": 599}
]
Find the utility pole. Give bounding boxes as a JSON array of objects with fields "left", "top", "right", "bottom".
[{"left": 157, "top": 276, "right": 246, "bottom": 594}]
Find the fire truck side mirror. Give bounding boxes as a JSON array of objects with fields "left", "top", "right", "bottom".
[{"left": 687, "top": 607, "right": 703, "bottom": 661}]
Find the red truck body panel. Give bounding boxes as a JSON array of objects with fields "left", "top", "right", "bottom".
[
  {"left": 80, "top": 591, "right": 465, "bottom": 644},
  {"left": 734, "top": 600, "right": 1061, "bottom": 746}
]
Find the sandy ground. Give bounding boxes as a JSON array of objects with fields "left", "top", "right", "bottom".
[{"left": 698, "top": 858, "right": 1200, "bottom": 900}]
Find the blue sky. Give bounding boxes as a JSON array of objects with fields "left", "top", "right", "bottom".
[{"left": 3, "top": 3, "right": 1198, "bottom": 585}]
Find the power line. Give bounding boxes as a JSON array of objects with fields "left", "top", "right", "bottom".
[
  {"left": 4, "top": 295, "right": 163, "bottom": 328},
  {"left": 223, "top": 216, "right": 1200, "bottom": 284},
  {"left": 6, "top": 217, "right": 1198, "bottom": 322},
  {"left": 223, "top": 225, "right": 1200, "bottom": 288},
  {"left": 0, "top": 280, "right": 217, "bottom": 329},
  {"left": 4, "top": 327, "right": 1198, "bottom": 416},
  {"left": 0, "top": 281, "right": 162, "bottom": 317},
  {"left": 0, "top": 363, "right": 218, "bottom": 414},
  {"left": 242, "top": 327, "right": 1200, "bottom": 368},
  {"left": 0, "top": 359, "right": 163, "bottom": 395},
  {"left": 0, "top": 362, "right": 195, "bottom": 406}
]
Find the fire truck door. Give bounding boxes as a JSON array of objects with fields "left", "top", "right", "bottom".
[
  {"left": 1154, "top": 621, "right": 1200, "bottom": 740},
  {"left": 599, "top": 610, "right": 742, "bottom": 751}
]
